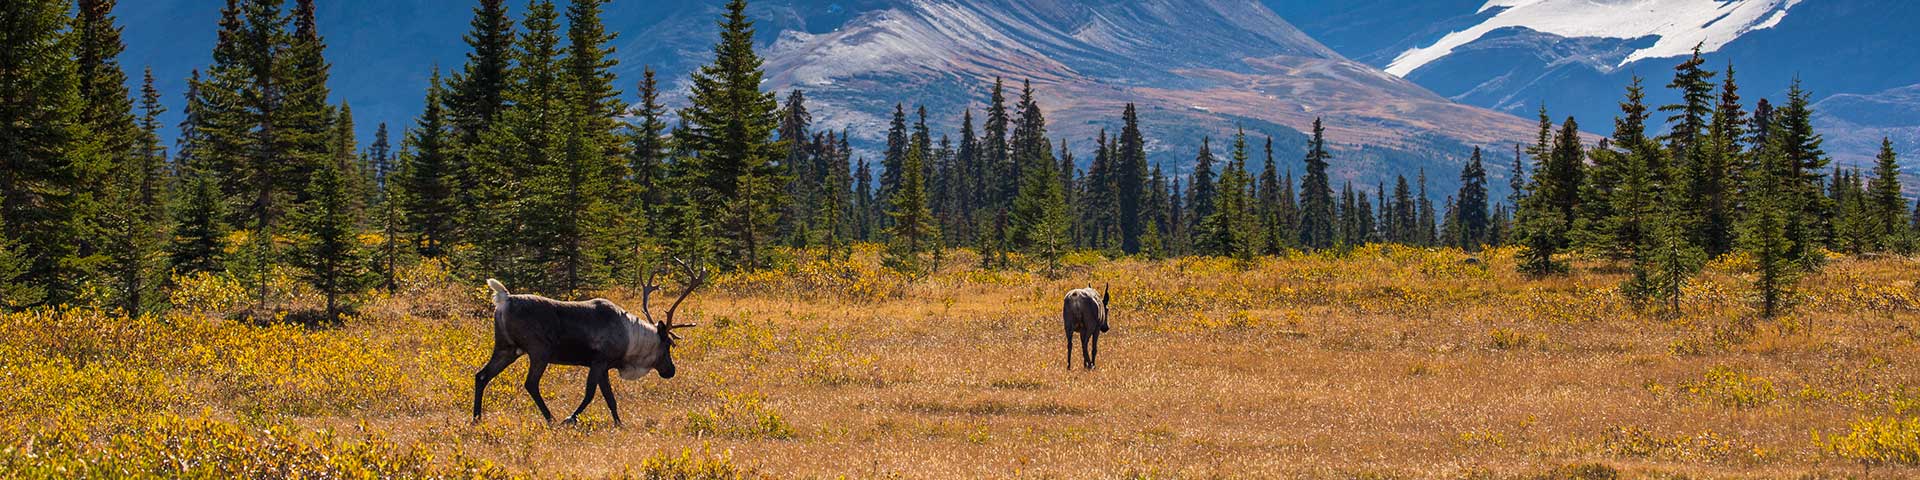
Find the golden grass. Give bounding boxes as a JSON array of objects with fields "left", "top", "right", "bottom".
[{"left": 2, "top": 245, "right": 1919, "bottom": 478}]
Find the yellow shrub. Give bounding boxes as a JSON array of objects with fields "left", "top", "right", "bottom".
[
  {"left": 0, "top": 415, "right": 511, "bottom": 479},
  {"left": 1684, "top": 366, "right": 1777, "bottom": 409},
  {"left": 1819, "top": 416, "right": 1920, "bottom": 467},
  {"left": 626, "top": 445, "right": 757, "bottom": 480},
  {"left": 684, "top": 392, "right": 795, "bottom": 440}
]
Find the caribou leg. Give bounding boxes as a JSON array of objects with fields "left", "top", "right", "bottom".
[
  {"left": 562, "top": 362, "right": 608, "bottom": 424},
  {"left": 1080, "top": 333, "right": 1093, "bottom": 370},
  {"left": 471, "top": 347, "right": 520, "bottom": 422},
  {"left": 523, "top": 359, "right": 554, "bottom": 423},
  {"left": 598, "top": 367, "right": 622, "bottom": 426},
  {"left": 1089, "top": 333, "right": 1100, "bottom": 369},
  {"left": 1065, "top": 331, "right": 1074, "bottom": 370}
]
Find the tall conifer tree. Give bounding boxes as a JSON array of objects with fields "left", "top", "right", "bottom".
[
  {"left": 1866, "top": 140, "right": 1905, "bottom": 251},
  {"left": 675, "top": 0, "right": 785, "bottom": 271},
  {"left": 1456, "top": 147, "right": 1490, "bottom": 250},
  {"left": 1008, "top": 81, "right": 1068, "bottom": 264},
  {"left": 1299, "top": 119, "right": 1336, "bottom": 250},
  {"left": 399, "top": 70, "right": 454, "bottom": 257}
]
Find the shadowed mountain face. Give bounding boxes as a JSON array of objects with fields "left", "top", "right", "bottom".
[{"left": 1815, "top": 84, "right": 1920, "bottom": 169}]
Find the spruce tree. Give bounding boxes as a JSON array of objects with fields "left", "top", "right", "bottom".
[
  {"left": 777, "top": 90, "right": 814, "bottom": 247},
  {"left": 1575, "top": 78, "right": 1646, "bottom": 257},
  {"left": 74, "top": 0, "right": 142, "bottom": 300},
  {"left": 1489, "top": 204, "right": 1511, "bottom": 247},
  {"left": 1377, "top": 182, "right": 1390, "bottom": 245},
  {"left": 1635, "top": 187, "right": 1705, "bottom": 315},
  {"left": 171, "top": 70, "right": 229, "bottom": 277},
  {"left": 854, "top": 158, "right": 874, "bottom": 241},
  {"left": 1831, "top": 169, "right": 1871, "bottom": 254},
  {"left": 1258, "top": 138, "right": 1284, "bottom": 254},
  {"left": 1117, "top": 104, "right": 1149, "bottom": 253},
  {"left": 881, "top": 103, "right": 908, "bottom": 202},
  {"left": 884, "top": 141, "right": 940, "bottom": 275},
  {"left": 373, "top": 151, "right": 404, "bottom": 293},
  {"left": 0, "top": 218, "right": 44, "bottom": 310},
  {"left": 1740, "top": 123, "right": 1800, "bottom": 317},
  {"left": 1168, "top": 178, "right": 1187, "bottom": 255},
  {"left": 1187, "top": 137, "right": 1218, "bottom": 233},
  {"left": 1509, "top": 143, "right": 1528, "bottom": 209},
  {"left": 1391, "top": 176, "right": 1415, "bottom": 243},
  {"left": 282, "top": 0, "right": 338, "bottom": 206},
  {"left": 77, "top": 0, "right": 168, "bottom": 312},
  {"left": 399, "top": 69, "right": 454, "bottom": 257},
  {"left": 560, "top": 0, "right": 626, "bottom": 291},
  {"left": 675, "top": 0, "right": 785, "bottom": 271},
  {"left": 563, "top": 0, "right": 621, "bottom": 123},
  {"left": 1773, "top": 80, "right": 1830, "bottom": 268},
  {"left": 1515, "top": 112, "right": 1580, "bottom": 275},
  {"left": 96, "top": 65, "right": 171, "bottom": 315},
  {"left": 983, "top": 78, "right": 1013, "bottom": 211},
  {"left": 1083, "top": 131, "right": 1115, "bottom": 250},
  {"left": 290, "top": 104, "right": 368, "bottom": 322},
  {"left": 368, "top": 123, "right": 392, "bottom": 190},
  {"left": 1867, "top": 139, "right": 1906, "bottom": 251},
  {"left": 1058, "top": 140, "right": 1079, "bottom": 246},
  {"left": 1337, "top": 183, "right": 1357, "bottom": 247},
  {"left": 627, "top": 67, "right": 668, "bottom": 210},
  {"left": 1417, "top": 170, "right": 1438, "bottom": 245},
  {"left": 1455, "top": 147, "right": 1490, "bottom": 250},
  {"left": 1298, "top": 119, "right": 1336, "bottom": 250},
  {"left": 470, "top": 0, "right": 567, "bottom": 287},
  {"left": 1279, "top": 170, "right": 1298, "bottom": 247},
  {"left": 0, "top": 0, "right": 89, "bottom": 307},
  {"left": 1661, "top": 45, "right": 1716, "bottom": 161},
  {"left": 1199, "top": 130, "right": 1257, "bottom": 261},
  {"left": 445, "top": 0, "right": 515, "bottom": 242},
  {"left": 817, "top": 132, "right": 853, "bottom": 260},
  {"left": 951, "top": 109, "right": 979, "bottom": 242},
  {"left": 1584, "top": 79, "right": 1656, "bottom": 260},
  {"left": 1145, "top": 162, "right": 1171, "bottom": 256},
  {"left": 1697, "top": 62, "right": 1746, "bottom": 256},
  {"left": 1008, "top": 81, "right": 1068, "bottom": 265}
]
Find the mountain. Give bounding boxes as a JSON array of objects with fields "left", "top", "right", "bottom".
[
  {"left": 118, "top": 0, "right": 1545, "bottom": 194},
  {"left": 742, "top": 0, "right": 1539, "bottom": 185},
  {"left": 1815, "top": 84, "right": 1920, "bottom": 166},
  {"left": 1272, "top": 0, "right": 1920, "bottom": 168}
]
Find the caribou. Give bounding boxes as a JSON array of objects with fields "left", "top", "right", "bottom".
[
  {"left": 471, "top": 259, "right": 706, "bottom": 426},
  {"left": 1062, "top": 285, "right": 1112, "bottom": 370}
]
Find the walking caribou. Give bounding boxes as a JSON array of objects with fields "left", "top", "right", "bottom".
[
  {"left": 1062, "top": 285, "right": 1112, "bottom": 370},
  {"left": 471, "top": 259, "right": 705, "bottom": 426}
]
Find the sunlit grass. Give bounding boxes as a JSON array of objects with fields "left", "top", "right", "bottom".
[{"left": 0, "top": 245, "right": 1916, "bottom": 477}]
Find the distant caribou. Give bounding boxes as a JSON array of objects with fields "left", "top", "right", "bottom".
[
  {"left": 1062, "top": 285, "right": 1112, "bottom": 370},
  {"left": 472, "top": 259, "right": 706, "bottom": 426}
]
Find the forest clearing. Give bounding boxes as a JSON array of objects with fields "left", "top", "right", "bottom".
[{"left": 3, "top": 245, "right": 1917, "bottom": 478}]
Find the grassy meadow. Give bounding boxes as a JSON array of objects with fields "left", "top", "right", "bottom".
[{"left": 3, "top": 245, "right": 1919, "bottom": 478}]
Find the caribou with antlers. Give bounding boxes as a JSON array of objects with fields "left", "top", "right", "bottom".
[{"left": 471, "top": 259, "right": 707, "bottom": 426}]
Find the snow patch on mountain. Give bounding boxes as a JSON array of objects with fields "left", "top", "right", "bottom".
[{"left": 1385, "top": 0, "right": 1802, "bottom": 77}]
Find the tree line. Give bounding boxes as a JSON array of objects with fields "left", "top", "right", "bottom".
[
  {"left": 1509, "top": 47, "right": 1915, "bottom": 317},
  {"left": 2, "top": 0, "right": 1908, "bottom": 320}
]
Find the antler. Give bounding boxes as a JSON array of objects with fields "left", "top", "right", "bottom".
[
  {"left": 636, "top": 262, "right": 665, "bottom": 324},
  {"left": 662, "top": 257, "right": 709, "bottom": 327}
]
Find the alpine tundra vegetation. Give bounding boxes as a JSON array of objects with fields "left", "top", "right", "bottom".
[{"left": 1, "top": 0, "right": 1917, "bottom": 477}]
